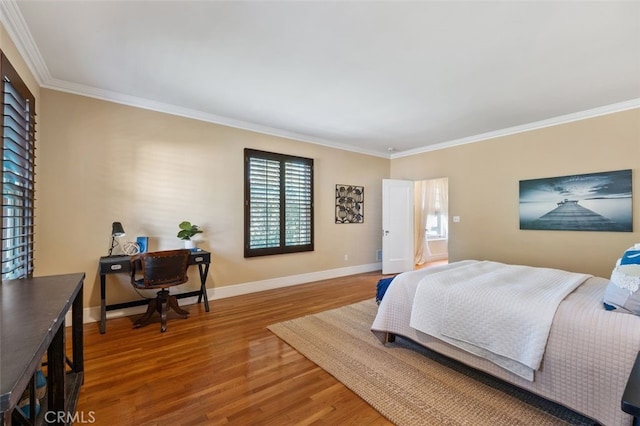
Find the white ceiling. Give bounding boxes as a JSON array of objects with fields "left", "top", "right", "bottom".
[{"left": 2, "top": 1, "right": 639, "bottom": 158}]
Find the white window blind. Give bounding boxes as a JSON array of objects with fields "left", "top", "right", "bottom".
[{"left": 245, "top": 149, "right": 313, "bottom": 257}]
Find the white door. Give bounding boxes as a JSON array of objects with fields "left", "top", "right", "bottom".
[{"left": 382, "top": 179, "right": 414, "bottom": 274}]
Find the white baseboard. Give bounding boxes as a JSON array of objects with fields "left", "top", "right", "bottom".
[{"left": 70, "top": 262, "right": 382, "bottom": 325}]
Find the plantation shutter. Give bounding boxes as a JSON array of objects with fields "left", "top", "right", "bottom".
[
  {"left": 284, "top": 161, "right": 312, "bottom": 247},
  {"left": 1, "top": 53, "right": 36, "bottom": 280},
  {"left": 244, "top": 149, "right": 313, "bottom": 257},
  {"left": 247, "top": 155, "right": 281, "bottom": 250}
]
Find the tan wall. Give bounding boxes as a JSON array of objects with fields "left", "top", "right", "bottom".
[
  {"left": 391, "top": 109, "right": 640, "bottom": 278},
  {"left": 38, "top": 89, "right": 389, "bottom": 308}
]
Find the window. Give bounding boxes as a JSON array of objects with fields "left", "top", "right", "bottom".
[
  {"left": 244, "top": 148, "right": 313, "bottom": 257},
  {"left": 1, "top": 52, "right": 36, "bottom": 280},
  {"left": 425, "top": 182, "right": 447, "bottom": 239}
]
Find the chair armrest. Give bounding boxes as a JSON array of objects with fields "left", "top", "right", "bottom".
[{"left": 130, "top": 257, "right": 142, "bottom": 282}]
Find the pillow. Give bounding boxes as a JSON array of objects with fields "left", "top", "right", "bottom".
[
  {"left": 621, "top": 250, "right": 640, "bottom": 265},
  {"left": 603, "top": 254, "right": 640, "bottom": 314}
]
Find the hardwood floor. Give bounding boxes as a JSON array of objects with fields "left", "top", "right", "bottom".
[{"left": 74, "top": 270, "right": 395, "bottom": 425}]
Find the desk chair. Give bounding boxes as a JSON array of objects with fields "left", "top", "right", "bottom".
[{"left": 130, "top": 249, "right": 191, "bottom": 332}]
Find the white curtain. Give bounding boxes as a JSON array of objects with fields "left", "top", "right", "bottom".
[
  {"left": 438, "top": 178, "right": 449, "bottom": 240},
  {"left": 414, "top": 180, "right": 430, "bottom": 265},
  {"left": 414, "top": 178, "right": 448, "bottom": 265}
]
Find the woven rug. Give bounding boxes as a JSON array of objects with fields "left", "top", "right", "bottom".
[{"left": 268, "top": 299, "right": 595, "bottom": 426}]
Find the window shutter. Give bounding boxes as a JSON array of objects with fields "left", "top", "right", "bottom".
[
  {"left": 245, "top": 149, "right": 313, "bottom": 257},
  {"left": 1, "top": 54, "right": 36, "bottom": 280},
  {"left": 247, "top": 156, "right": 281, "bottom": 250},
  {"left": 284, "top": 161, "right": 312, "bottom": 247}
]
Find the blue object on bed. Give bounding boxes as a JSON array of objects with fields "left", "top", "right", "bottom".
[
  {"left": 621, "top": 250, "right": 640, "bottom": 265},
  {"left": 376, "top": 276, "right": 396, "bottom": 304}
]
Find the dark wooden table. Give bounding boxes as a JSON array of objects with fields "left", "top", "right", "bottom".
[
  {"left": 99, "top": 250, "right": 210, "bottom": 333},
  {"left": 623, "top": 351, "right": 640, "bottom": 425},
  {"left": 0, "top": 273, "right": 85, "bottom": 425}
]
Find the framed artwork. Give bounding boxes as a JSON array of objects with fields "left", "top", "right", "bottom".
[
  {"left": 519, "top": 169, "right": 632, "bottom": 232},
  {"left": 335, "top": 185, "right": 364, "bottom": 224}
]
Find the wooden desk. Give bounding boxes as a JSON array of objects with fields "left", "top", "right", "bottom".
[
  {"left": 0, "top": 273, "right": 85, "bottom": 425},
  {"left": 99, "top": 250, "right": 210, "bottom": 333}
]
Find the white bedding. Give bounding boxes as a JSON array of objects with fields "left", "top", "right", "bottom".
[
  {"left": 371, "top": 261, "right": 640, "bottom": 426},
  {"left": 409, "top": 260, "right": 591, "bottom": 380}
]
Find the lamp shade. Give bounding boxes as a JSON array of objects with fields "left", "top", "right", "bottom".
[{"left": 111, "top": 222, "right": 125, "bottom": 237}]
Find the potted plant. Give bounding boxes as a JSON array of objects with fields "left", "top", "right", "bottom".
[{"left": 177, "top": 221, "right": 203, "bottom": 249}]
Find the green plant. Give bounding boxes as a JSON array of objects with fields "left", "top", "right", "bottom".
[{"left": 177, "top": 221, "right": 203, "bottom": 240}]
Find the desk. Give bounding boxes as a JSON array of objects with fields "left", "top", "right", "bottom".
[
  {"left": 0, "top": 273, "right": 85, "bottom": 426},
  {"left": 99, "top": 250, "right": 210, "bottom": 334},
  {"left": 622, "top": 352, "right": 640, "bottom": 425}
]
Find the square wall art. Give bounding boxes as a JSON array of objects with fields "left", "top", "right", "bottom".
[
  {"left": 519, "top": 169, "right": 632, "bottom": 232},
  {"left": 335, "top": 185, "right": 364, "bottom": 224}
]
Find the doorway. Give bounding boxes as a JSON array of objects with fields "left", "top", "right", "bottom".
[
  {"left": 414, "top": 177, "right": 449, "bottom": 268},
  {"left": 382, "top": 178, "right": 449, "bottom": 274}
]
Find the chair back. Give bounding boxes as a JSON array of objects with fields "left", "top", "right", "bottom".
[{"left": 130, "top": 249, "right": 190, "bottom": 289}]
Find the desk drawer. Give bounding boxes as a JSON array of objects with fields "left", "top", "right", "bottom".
[
  {"left": 189, "top": 252, "right": 211, "bottom": 265},
  {"left": 99, "top": 256, "right": 131, "bottom": 274}
]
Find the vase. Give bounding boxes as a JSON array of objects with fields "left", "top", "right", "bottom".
[{"left": 184, "top": 240, "right": 196, "bottom": 250}]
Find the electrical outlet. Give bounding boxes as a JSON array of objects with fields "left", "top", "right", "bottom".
[{"left": 453, "top": 216, "right": 460, "bottom": 223}]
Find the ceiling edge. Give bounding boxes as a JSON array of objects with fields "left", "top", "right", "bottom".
[
  {"left": 42, "top": 78, "right": 391, "bottom": 159},
  {"left": 0, "top": 0, "right": 50, "bottom": 85},
  {"left": 390, "top": 99, "right": 640, "bottom": 159},
  {"left": 38, "top": 80, "right": 640, "bottom": 162}
]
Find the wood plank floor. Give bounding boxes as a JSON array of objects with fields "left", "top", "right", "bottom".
[{"left": 75, "top": 270, "right": 395, "bottom": 425}]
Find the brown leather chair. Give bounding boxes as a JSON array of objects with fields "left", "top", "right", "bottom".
[{"left": 130, "top": 249, "right": 190, "bottom": 332}]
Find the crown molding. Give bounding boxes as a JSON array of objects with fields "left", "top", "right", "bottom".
[
  {"left": 42, "top": 78, "right": 390, "bottom": 159},
  {"left": 0, "top": 0, "right": 51, "bottom": 85},
  {"left": 38, "top": 76, "right": 640, "bottom": 162},
  {"left": 391, "top": 98, "right": 640, "bottom": 159}
]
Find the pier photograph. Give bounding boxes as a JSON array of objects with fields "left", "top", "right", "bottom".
[{"left": 519, "top": 169, "right": 632, "bottom": 232}]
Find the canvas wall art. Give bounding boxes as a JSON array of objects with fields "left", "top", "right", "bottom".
[
  {"left": 519, "top": 169, "right": 632, "bottom": 232},
  {"left": 335, "top": 185, "right": 364, "bottom": 224}
]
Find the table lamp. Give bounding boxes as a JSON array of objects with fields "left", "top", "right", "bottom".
[{"left": 108, "top": 221, "right": 126, "bottom": 256}]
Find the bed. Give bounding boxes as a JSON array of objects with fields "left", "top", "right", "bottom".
[{"left": 371, "top": 260, "right": 640, "bottom": 426}]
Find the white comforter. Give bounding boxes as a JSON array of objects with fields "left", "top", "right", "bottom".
[{"left": 408, "top": 260, "right": 591, "bottom": 380}]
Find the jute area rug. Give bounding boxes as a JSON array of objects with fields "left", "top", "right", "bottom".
[{"left": 268, "top": 299, "right": 591, "bottom": 426}]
